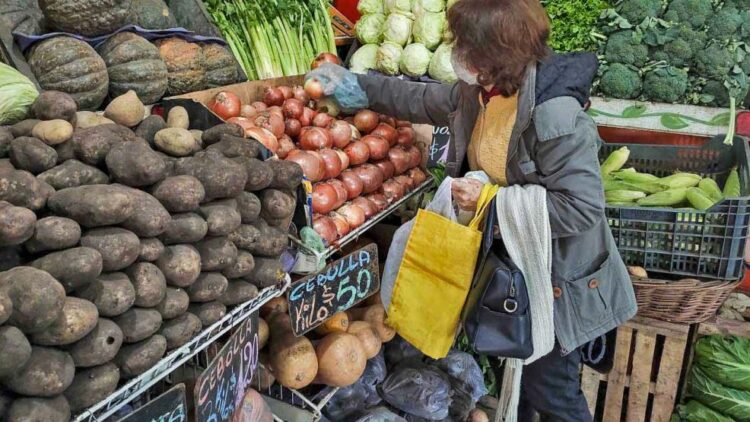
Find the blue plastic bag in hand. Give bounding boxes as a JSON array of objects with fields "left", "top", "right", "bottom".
[
  {"left": 379, "top": 363, "right": 452, "bottom": 420},
  {"left": 305, "top": 63, "right": 369, "bottom": 113}
]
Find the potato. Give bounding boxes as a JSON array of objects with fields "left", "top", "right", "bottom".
[
  {"left": 160, "top": 312, "right": 201, "bottom": 349},
  {"left": 207, "top": 134, "right": 262, "bottom": 159},
  {"left": 0, "top": 158, "right": 12, "bottom": 174},
  {"left": 188, "top": 302, "right": 226, "bottom": 326},
  {"left": 25, "top": 217, "right": 79, "bottom": 254},
  {"left": 246, "top": 220, "right": 286, "bottom": 257},
  {"left": 160, "top": 213, "right": 207, "bottom": 245},
  {"left": 0, "top": 390, "right": 10, "bottom": 420},
  {"left": 54, "top": 136, "right": 74, "bottom": 163},
  {"left": 114, "top": 308, "right": 163, "bottom": 343},
  {"left": 0, "top": 247, "right": 22, "bottom": 272},
  {"left": 0, "top": 201, "right": 36, "bottom": 246},
  {"left": 48, "top": 184, "right": 134, "bottom": 227},
  {"left": 222, "top": 250, "right": 255, "bottom": 279},
  {"left": 190, "top": 129, "right": 204, "bottom": 149},
  {"left": 0, "top": 291, "right": 11, "bottom": 324},
  {"left": 196, "top": 236, "right": 238, "bottom": 271},
  {"left": 77, "top": 273, "right": 136, "bottom": 317},
  {"left": 0, "top": 267, "right": 66, "bottom": 334},
  {"left": 9, "top": 119, "right": 40, "bottom": 138},
  {"left": 118, "top": 187, "right": 171, "bottom": 238},
  {"left": 0, "top": 128, "right": 11, "bottom": 159},
  {"left": 157, "top": 245, "right": 202, "bottom": 287},
  {"left": 63, "top": 362, "right": 120, "bottom": 412},
  {"left": 9, "top": 136, "right": 58, "bottom": 174},
  {"left": 236, "top": 192, "right": 261, "bottom": 224},
  {"left": 135, "top": 115, "right": 167, "bottom": 146},
  {"left": 174, "top": 149, "right": 247, "bottom": 201},
  {"left": 106, "top": 140, "right": 167, "bottom": 187},
  {"left": 68, "top": 318, "right": 123, "bottom": 368},
  {"left": 260, "top": 189, "right": 296, "bottom": 221},
  {"left": 30, "top": 297, "right": 99, "bottom": 346},
  {"left": 32, "top": 120, "right": 74, "bottom": 146},
  {"left": 202, "top": 123, "right": 244, "bottom": 146},
  {"left": 32, "top": 91, "right": 77, "bottom": 122},
  {"left": 126, "top": 263, "right": 167, "bottom": 307},
  {"left": 151, "top": 175, "right": 205, "bottom": 212},
  {"left": 81, "top": 228, "right": 140, "bottom": 271},
  {"left": 75, "top": 111, "right": 114, "bottom": 129},
  {"left": 219, "top": 280, "right": 258, "bottom": 306},
  {"left": 7, "top": 395, "right": 71, "bottom": 422},
  {"left": 166, "top": 106, "right": 189, "bottom": 130},
  {"left": 187, "top": 272, "right": 228, "bottom": 302},
  {"left": 155, "top": 128, "right": 198, "bottom": 157},
  {"left": 71, "top": 124, "right": 138, "bottom": 166},
  {"left": 104, "top": 90, "right": 145, "bottom": 127},
  {"left": 0, "top": 169, "right": 52, "bottom": 210},
  {"left": 246, "top": 257, "right": 286, "bottom": 288},
  {"left": 37, "top": 159, "right": 110, "bottom": 189},
  {"left": 139, "top": 237, "right": 165, "bottom": 262},
  {"left": 156, "top": 287, "right": 189, "bottom": 320},
  {"left": 228, "top": 224, "right": 260, "bottom": 251},
  {"left": 0, "top": 326, "right": 31, "bottom": 377},
  {"left": 116, "top": 334, "right": 167, "bottom": 378},
  {"left": 3, "top": 346, "right": 75, "bottom": 396},
  {"left": 268, "top": 160, "right": 304, "bottom": 190},
  {"left": 30, "top": 247, "right": 103, "bottom": 292},
  {"left": 233, "top": 156, "right": 273, "bottom": 191},
  {"left": 200, "top": 203, "right": 241, "bottom": 236}
]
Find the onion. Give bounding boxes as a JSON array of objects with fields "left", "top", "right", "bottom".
[
  {"left": 408, "top": 167, "right": 427, "bottom": 185},
  {"left": 278, "top": 86, "right": 293, "bottom": 100},
  {"left": 300, "top": 107, "right": 315, "bottom": 126},
  {"left": 394, "top": 175, "right": 415, "bottom": 191},
  {"left": 293, "top": 85, "right": 310, "bottom": 104},
  {"left": 354, "top": 110, "right": 379, "bottom": 133},
  {"left": 226, "top": 117, "right": 254, "bottom": 134},
  {"left": 367, "top": 193, "right": 388, "bottom": 211},
  {"left": 277, "top": 135, "right": 296, "bottom": 159},
  {"left": 245, "top": 127, "right": 279, "bottom": 153},
  {"left": 259, "top": 112, "right": 285, "bottom": 138},
  {"left": 354, "top": 164, "right": 385, "bottom": 194},
  {"left": 304, "top": 78, "right": 324, "bottom": 100},
  {"left": 335, "top": 149, "right": 350, "bottom": 170},
  {"left": 371, "top": 123, "right": 398, "bottom": 146},
  {"left": 316, "top": 98, "right": 340, "bottom": 117},
  {"left": 338, "top": 169, "right": 363, "bottom": 200},
  {"left": 330, "top": 212, "right": 350, "bottom": 238},
  {"left": 284, "top": 118, "right": 302, "bottom": 137},
  {"left": 379, "top": 114, "right": 397, "bottom": 128},
  {"left": 320, "top": 148, "right": 343, "bottom": 179},
  {"left": 251, "top": 101, "right": 267, "bottom": 111},
  {"left": 287, "top": 150, "right": 325, "bottom": 182},
  {"left": 282, "top": 98, "right": 304, "bottom": 119},
  {"left": 267, "top": 106, "right": 284, "bottom": 120},
  {"left": 312, "top": 183, "right": 338, "bottom": 214},
  {"left": 406, "top": 145, "right": 421, "bottom": 169},
  {"left": 373, "top": 159, "right": 395, "bottom": 180},
  {"left": 311, "top": 52, "right": 342, "bottom": 69},
  {"left": 329, "top": 120, "right": 352, "bottom": 149},
  {"left": 328, "top": 178, "right": 348, "bottom": 208},
  {"left": 344, "top": 141, "right": 370, "bottom": 166},
  {"left": 383, "top": 179, "right": 407, "bottom": 203},
  {"left": 299, "top": 127, "right": 333, "bottom": 150},
  {"left": 349, "top": 124, "right": 361, "bottom": 141},
  {"left": 210, "top": 91, "right": 241, "bottom": 120},
  {"left": 263, "top": 87, "right": 284, "bottom": 106},
  {"left": 389, "top": 147, "right": 411, "bottom": 175},
  {"left": 361, "top": 135, "right": 389, "bottom": 160},
  {"left": 352, "top": 197, "right": 377, "bottom": 218},
  {"left": 240, "top": 104, "right": 258, "bottom": 118},
  {"left": 396, "top": 126, "right": 414, "bottom": 147},
  {"left": 313, "top": 112, "right": 334, "bottom": 128},
  {"left": 337, "top": 203, "right": 366, "bottom": 229},
  {"left": 313, "top": 214, "right": 338, "bottom": 245},
  {"left": 396, "top": 120, "right": 412, "bottom": 128}
]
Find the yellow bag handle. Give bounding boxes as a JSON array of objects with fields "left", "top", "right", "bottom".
[{"left": 469, "top": 184, "right": 500, "bottom": 230}]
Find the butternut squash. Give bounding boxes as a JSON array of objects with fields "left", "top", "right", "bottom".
[
  {"left": 314, "top": 332, "right": 367, "bottom": 387},
  {"left": 350, "top": 304, "right": 395, "bottom": 342},
  {"left": 267, "top": 313, "right": 317, "bottom": 389},
  {"left": 315, "top": 311, "right": 349, "bottom": 335},
  {"left": 258, "top": 318, "right": 269, "bottom": 350},
  {"left": 347, "top": 321, "right": 382, "bottom": 359}
]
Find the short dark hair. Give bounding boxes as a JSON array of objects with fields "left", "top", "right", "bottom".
[{"left": 448, "top": 0, "right": 550, "bottom": 96}]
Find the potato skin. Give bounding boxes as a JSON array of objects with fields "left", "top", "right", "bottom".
[
  {"left": 246, "top": 257, "right": 286, "bottom": 288},
  {"left": 0, "top": 127, "right": 11, "bottom": 159},
  {"left": 159, "top": 312, "right": 202, "bottom": 349},
  {"left": 236, "top": 192, "right": 261, "bottom": 224},
  {"left": 196, "top": 236, "right": 238, "bottom": 271},
  {"left": 24, "top": 216, "right": 81, "bottom": 253},
  {"left": 188, "top": 302, "right": 226, "bottom": 326},
  {"left": 245, "top": 220, "right": 286, "bottom": 257},
  {"left": 10, "top": 119, "right": 40, "bottom": 138},
  {"left": 71, "top": 124, "right": 138, "bottom": 166},
  {"left": 222, "top": 250, "right": 255, "bottom": 279},
  {"left": 135, "top": 115, "right": 167, "bottom": 146},
  {"left": 156, "top": 245, "right": 202, "bottom": 288},
  {"left": 30, "top": 297, "right": 99, "bottom": 346},
  {"left": 7, "top": 395, "right": 71, "bottom": 422},
  {"left": 151, "top": 175, "right": 206, "bottom": 213},
  {"left": 202, "top": 123, "right": 244, "bottom": 146},
  {"left": 154, "top": 128, "right": 198, "bottom": 157},
  {"left": 207, "top": 134, "right": 262, "bottom": 159},
  {"left": 3, "top": 346, "right": 75, "bottom": 397},
  {"left": 0, "top": 201, "right": 36, "bottom": 246},
  {"left": 1, "top": 169, "right": 53, "bottom": 210},
  {"left": 30, "top": 246, "right": 103, "bottom": 293},
  {"left": 63, "top": 362, "right": 120, "bottom": 412},
  {"left": 31, "top": 120, "right": 74, "bottom": 146},
  {"left": 260, "top": 189, "right": 295, "bottom": 221},
  {"left": 139, "top": 237, "right": 165, "bottom": 262},
  {"left": 48, "top": 184, "right": 134, "bottom": 227},
  {"left": 0, "top": 292, "right": 11, "bottom": 324},
  {"left": 268, "top": 160, "right": 303, "bottom": 190},
  {"left": 219, "top": 280, "right": 259, "bottom": 306},
  {"left": 114, "top": 307, "right": 163, "bottom": 343},
  {"left": 77, "top": 273, "right": 136, "bottom": 318},
  {"left": 174, "top": 149, "right": 247, "bottom": 201},
  {"left": 125, "top": 262, "right": 167, "bottom": 308},
  {"left": 0, "top": 326, "right": 32, "bottom": 378},
  {"left": 0, "top": 266, "right": 66, "bottom": 334},
  {"left": 228, "top": 224, "right": 261, "bottom": 251},
  {"left": 81, "top": 228, "right": 140, "bottom": 271},
  {"left": 118, "top": 187, "right": 171, "bottom": 238},
  {"left": 200, "top": 203, "right": 241, "bottom": 236},
  {"left": 166, "top": 106, "right": 189, "bottom": 130},
  {"left": 116, "top": 334, "right": 167, "bottom": 378},
  {"left": 106, "top": 140, "right": 167, "bottom": 187},
  {"left": 32, "top": 91, "right": 77, "bottom": 122},
  {"left": 37, "top": 159, "right": 110, "bottom": 189},
  {"left": 156, "top": 287, "right": 190, "bottom": 320},
  {"left": 9, "top": 136, "right": 58, "bottom": 174},
  {"left": 160, "top": 213, "right": 207, "bottom": 245},
  {"left": 0, "top": 390, "right": 10, "bottom": 420},
  {"left": 187, "top": 272, "right": 228, "bottom": 303},
  {"left": 68, "top": 318, "right": 123, "bottom": 368}
]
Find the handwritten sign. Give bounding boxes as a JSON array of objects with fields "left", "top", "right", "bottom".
[
  {"left": 428, "top": 126, "right": 450, "bottom": 167},
  {"left": 118, "top": 384, "right": 187, "bottom": 422},
  {"left": 288, "top": 243, "right": 379, "bottom": 336},
  {"left": 194, "top": 312, "right": 260, "bottom": 422}
]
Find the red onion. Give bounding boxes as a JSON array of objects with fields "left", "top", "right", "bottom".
[
  {"left": 286, "top": 150, "right": 325, "bottom": 182},
  {"left": 282, "top": 98, "right": 304, "bottom": 119},
  {"left": 267, "top": 106, "right": 283, "bottom": 120},
  {"left": 396, "top": 120, "right": 412, "bottom": 128},
  {"left": 253, "top": 112, "right": 284, "bottom": 138},
  {"left": 251, "top": 101, "right": 268, "bottom": 111},
  {"left": 300, "top": 107, "right": 315, "bottom": 127},
  {"left": 408, "top": 167, "right": 427, "bottom": 185},
  {"left": 383, "top": 179, "right": 407, "bottom": 203},
  {"left": 388, "top": 147, "right": 411, "bottom": 175},
  {"left": 277, "top": 135, "right": 296, "bottom": 159},
  {"left": 312, "top": 183, "right": 338, "bottom": 214},
  {"left": 371, "top": 123, "right": 398, "bottom": 146},
  {"left": 330, "top": 212, "right": 350, "bottom": 238},
  {"left": 373, "top": 159, "right": 395, "bottom": 180},
  {"left": 354, "top": 164, "right": 385, "bottom": 194},
  {"left": 361, "top": 135, "right": 389, "bottom": 160},
  {"left": 367, "top": 193, "right": 388, "bottom": 211},
  {"left": 299, "top": 127, "right": 332, "bottom": 150},
  {"left": 311, "top": 52, "right": 342, "bottom": 69},
  {"left": 379, "top": 114, "right": 397, "bottom": 128},
  {"left": 328, "top": 178, "right": 349, "bottom": 208},
  {"left": 293, "top": 85, "right": 309, "bottom": 104},
  {"left": 396, "top": 127, "right": 414, "bottom": 147},
  {"left": 354, "top": 110, "right": 379, "bottom": 133},
  {"left": 226, "top": 117, "right": 254, "bottom": 134},
  {"left": 284, "top": 118, "right": 302, "bottom": 137},
  {"left": 335, "top": 149, "right": 350, "bottom": 170},
  {"left": 278, "top": 85, "right": 293, "bottom": 100},
  {"left": 320, "top": 148, "right": 343, "bottom": 179},
  {"left": 313, "top": 214, "right": 338, "bottom": 245},
  {"left": 263, "top": 87, "right": 284, "bottom": 106},
  {"left": 339, "top": 169, "right": 363, "bottom": 200},
  {"left": 316, "top": 98, "right": 340, "bottom": 117},
  {"left": 394, "top": 175, "right": 415, "bottom": 191},
  {"left": 329, "top": 120, "right": 352, "bottom": 149},
  {"left": 352, "top": 197, "right": 377, "bottom": 218},
  {"left": 344, "top": 141, "right": 370, "bottom": 166},
  {"left": 337, "top": 203, "right": 366, "bottom": 228},
  {"left": 406, "top": 145, "right": 421, "bottom": 169},
  {"left": 246, "top": 127, "right": 279, "bottom": 154},
  {"left": 313, "top": 112, "right": 334, "bottom": 128},
  {"left": 240, "top": 104, "right": 258, "bottom": 119},
  {"left": 349, "top": 124, "right": 361, "bottom": 141},
  {"left": 304, "top": 78, "right": 324, "bottom": 100}
]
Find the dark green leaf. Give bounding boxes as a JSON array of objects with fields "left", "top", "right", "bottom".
[
  {"left": 622, "top": 104, "right": 648, "bottom": 118},
  {"left": 661, "top": 114, "right": 690, "bottom": 129},
  {"left": 709, "top": 112, "right": 731, "bottom": 126},
  {"left": 690, "top": 366, "right": 750, "bottom": 420}
]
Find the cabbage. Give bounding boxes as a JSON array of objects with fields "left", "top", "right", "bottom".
[
  {"left": 385, "top": 0, "right": 411, "bottom": 13},
  {"left": 0, "top": 63, "right": 38, "bottom": 125},
  {"left": 413, "top": 11, "right": 446, "bottom": 50},
  {"left": 412, "top": 0, "right": 445, "bottom": 15},
  {"left": 355, "top": 14, "right": 386, "bottom": 45},
  {"left": 695, "top": 335, "right": 750, "bottom": 390},
  {"left": 350, "top": 44, "right": 380, "bottom": 74},
  {"left": 428, "top": 43, "right": 457, "bottom": 83},
  {"left": 383, "top": 12, "right": 413, "bottom": 46},
  {"left": 376, "top": 42, "right": 404, "bottom": 76},
  {"left": 677, "top": 401, "right": 734, "bottom": 422},
  {"left": 357, "top": 0, "right": 384, "bottom": 15},
  {"left": 690, "top": 366, "right": 750, "bottom": 421},
  {"left": 400, "top": 43, "right": 432, "bottom": 77}
]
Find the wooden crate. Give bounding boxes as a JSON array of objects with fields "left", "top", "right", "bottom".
[{"left": 580, "top": 317, "right": 691, "bottom": 422}]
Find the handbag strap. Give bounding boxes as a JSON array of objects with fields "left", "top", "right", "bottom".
[{"left": 469, "top": 184, "right": 500, "bottom": 230}]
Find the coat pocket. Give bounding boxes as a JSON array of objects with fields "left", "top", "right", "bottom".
[{"left": 564, "top": 253, "right": 614, "bottom": 330}]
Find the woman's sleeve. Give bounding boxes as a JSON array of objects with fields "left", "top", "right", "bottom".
[{"left": 356, "top": 74, "right": 460, "bottom": 127}]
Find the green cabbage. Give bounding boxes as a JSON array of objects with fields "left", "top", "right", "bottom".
[
  {"left": 412, "top": 0, "right": 445, "bottom": 15},
  {"left": 695, "top": 335, "right": 750, "bottom": 390},
  {"left": 355, "top": 14, "right": 386, "bottom": 45},
  {"left": 357, "top": 0, "right": 384, "bottom": 15},
  {"left": 413, "top": 11, "right": 446, "bottom": 50},
  {"left": 400, "top": 43, "right": 432, "bottom": 77},
  {"left": 677, "top": 400, "right": 734, "bottom": 422},
  {"left": 376, "top": 42, "right": 404, "bottom": 75},
  {"left": 690, "top": 366, "right": 750, "bottom": 421},
  {"left": 383, "top": 12, "right": 413, "bottom": 46},
  {"left": 350, "top": 44, "right": 380, "bottom": 74},
  {"left": 428, "top": 43, "right": 457, "bottom": 83},
  {"left": 0, "top": 63, "right": 38, "bottom": 125},
  {"left": 385, "top": 0, "right": 411, "bottom": 13}
]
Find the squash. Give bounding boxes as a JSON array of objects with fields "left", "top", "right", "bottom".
[
  {"left": 39, "top": 0, "right": 132, "bottom": 37},
  {"left": 350, "top": 304, "right": 396, "bottom": 342},
  {"left": 258, "top": 318, "right": 269, "bottom": 350},
  {"left": 156, "top": 37, "right": 207, "bottom": 95},
  {"left": 313, "top": 332, "right": 367, "bottom": 387},
  {"left": 315, "top": 312, "right": 349, "bottom": 336},
  {"left": 98, "top": 32, "right": 168, "bottom": 105},
  {"left": 347, "top": 320, "right": 382, "bottom": 359},
  {"left": 231, "top": 388, "right": 273, "bottom": 422},
  {"left": 259, "top": 296, "right": 287, "bottom": 318},
  {"left": 202, "top": 43, "right": 239, "bottom": 88},
  {"left": 267, "top": 312, "right": 317, "bottom": 389},
  {"left": 129, "top": 0, "right": 177, "bottom": 29},
  {"left": 27, "top": 36, "right": 109, "bottom": 110}
]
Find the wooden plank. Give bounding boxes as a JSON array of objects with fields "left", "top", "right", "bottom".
[
  {"left": 626, "top": 331, "right": 657, "bottom": 422},
  {"left": 627, "top": 316, "right": 690, "bottom": 339},
  {"left": 581, "top": 366, "right": 602, "bottom": 417},
  {"left": 603, "top": 326, "right": 633, "bottom": 422},
  {"left": 652, "top": 336, "right": 688, "bottom": 422}
]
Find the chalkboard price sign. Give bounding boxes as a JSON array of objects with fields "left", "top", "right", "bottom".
[
  {"left": 428, "top": 125, "right": 450, "bottom": 167},
  {"left": 194, "top": 312, "right": 260, "bottom": 422},
  {"left": 118, "top": 384, "right": 187, "bottom": 422},
  {"left": 288, "top": 243, "right": 379, "bottom": 336}
]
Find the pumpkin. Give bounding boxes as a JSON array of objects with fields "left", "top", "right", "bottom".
[
  {"left": 98, "top": 32, "right": 168, "bottom": 105},
  {"left": 39, "top": 0, "right": 131, "bottom": 37},
  {"left": 156, "top": 37, "right": 207, "bottom": 96},
  {"left": 202, "top": 43, "right": 239, "bottom": 88},
  {"left": 128, "top": 0, "right": 177, "bottom": 29},
  {"left": 27, "top": 36, "right": 109, "bottom": 111}
]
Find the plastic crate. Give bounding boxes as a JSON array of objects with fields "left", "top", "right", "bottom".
[{"left": 600, "top": 135, "right": 750, "bottom": 280}]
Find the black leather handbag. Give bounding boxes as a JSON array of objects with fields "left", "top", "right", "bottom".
[{"left": 462, "top": 197, "right": 534, "bottom": 359}]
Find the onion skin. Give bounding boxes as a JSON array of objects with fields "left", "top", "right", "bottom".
[
  {"left": 312, "top": 183, "right": 338, "bottom": 214},
  {"left": 277, "top": 135, "right": 296, "bottom": 159},
  {"left": 320, "top": 148, "right": 343, "bottom": 179},
  {"left": 210, "top": 91, "right": 241, "bottom": 120},
  {"left": 313, "top": 112, "right": 334, "bottom": 128},
  {"left": 367, "top": 193, "right": 388, "bottom": 212},
  {"left": 284, "top": 118, "right": 302, "bottom": 138},
  {"left": 300, "top": 107, "right": 315, "bottom": 127},
  {"left": 254, "top": 112, "right": 285, "bottom": 138},
  {"left": 278, "top": 85, "right": 293, "bottom": 100},
  {"left": 337, "top": 203, "right": 366, "bottom": 229},
  {"left": 328, "top": 178, "right": 349, "bottom": 208},
  {"left": 344, "top": 141, "right": 370, "bottom": 166},
  {"left": 405, "top": 145, "right": 421, "bottom": 169},
  {"left": 304, "top": 79, "right": 324, "bottom": 100},
  {"left": 396, "top": 120, "right": 412, "bottom": 128},
  {"left": 246, "top": 127, "right": 279, "bottom": 154},
  {"left": 371, "top": 124, "right": 398, "bottom": 146},
  {"left": 330, "top": 212, "right": 350, "bottom": 238},
  {"left": 299, "top": 127, "right": 333, "bottom": 150},
  {"left": 354, "top": 110, "right": 379, "bottom": 134},
  {"left": 352, "top": 197, "right": 377, "bottom": 218},
  {"left": 263, "top": 87, "right": 284, "bottom": 106},
  {"left": 388, "top": 147, "right": 411, "bottom": 175},
  {"left": 379, "top": 114, "right": 397, "bottom": 128},
  {"left": 373, "top": 159, "right": 395, "bottom": 180},
  {"left": 394, "top": 175, "right": 415, "bottom": 191},
  {"left": 282, "top": 98, "right": 304, "bottom": 119},
  {"left": 240, "top": 104, "right": 258, "bottom": 119},
  {"left": 349, "top": 124, "right": 361, "bottom": 141},
  {"left": 361, "top": 135, "right": 389, "bottom": 161},
  {"left": 335, "top": 149, "right": 350, "bottom": 170},
  {"left": 329, "top": 120, "right": 352, "bottom": 149},
  {"left": 316, "top": 98, "right": 340, "bottom": 117},
  {"left": 311, "top": 52, "right": 342, "bottom": 69},
  {"left": 293, "top": 86, "right": 310, "bottom": 104},
  {"left": 383, "top": 179, "right": 407, "bottom": 203},
  {"left": 408, "top": 167, "right": 427, "bottom": 185},
  {"left": 251, "top": 101, "right": 268, "bottom": 111},
  {"left": 287, "top": 150, "right": 325, "bottom": 182},
  {"left": 313, "top": 214, "right": 338, "bottom": 245},
  {"left": 396, "top": 127, "right": 414, "bottom": 147},
  {"left": 226, "top": 116, "right": 254, "bottom": 135},
  {"left": 354, "top": 164, "right": 385, "bottom": 194},
  {"left": 267, "top": 106, "right": 283, "bottom": 120},
  {"left": 338, "top": 169, "right": 363, "bottom": 200}
]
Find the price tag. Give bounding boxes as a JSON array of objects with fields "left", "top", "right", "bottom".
[
  {"left": 117, "top": 384, "right": 187, "bottom": 422},
  {"left": 287, "top": 243, "right": 380, "bottom": 336},
  {"left": 428, "top": 126, "right": 451, "bottom": 167}
]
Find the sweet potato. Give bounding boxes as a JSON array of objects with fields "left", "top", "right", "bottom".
[
  {"left": 77, "top": 273, "right": 136, "bottom": 317},
  {"left": 151, "top": 175, "right": 205, "bottom": 212},
  {"left": 114, "top": 308, "right": 163, "bottom": 343},
  {"left": 0, "top": 291, "right": 11, "bottom": 324},
  {"left": 30, "top": 247, "right": 103, "bottom": 292},
  {"left": 115, "top": 334, "right": 167, "bottom": 378},
  {"left": 188, "top": 302, "right": 226, "bottom": 326},
  {"left": 237, "top": 191, "right": 261, "bottom": 224},
  {"left": 313, "top": 332, "right": 366, "bottom": 387},
  {"left": 222, "top": 250, "right": 255, "bottom": 279},
  {"left": 0, "top": 169, "right": 53, "bottom": 210},
  {"left": 135, "top": 114, "right": 167, "bottom": 146},
  {"left": 207, "top": 134, "right": 262, "bottom": 159},
  {"left": 119, "top": 187, "right": 171, "bottom": 238},
  {"left": 80, "top": 227, "right": 140, "bottom": 271},
  {"left": 156, "top": 245, "right": 202, "bottom": 287},
  {"left": 106, "top": 140, "right": 167, "bottom": 187},
  {"left": 30, "top": 297, "right": 99, "bottom": 346},
  {"left": 104, "top": 90, "right": 145, "bottom": 127},
  {"left": 71, "top": 124, "right": 138, "bottom": 166},
  {"left": 196, "top": 236, "right": 238, "bottom": 271},
  {"left": 246, "top": 257, "right": 286, "bottom": 288},
  {"left": 166, "top": 106, "right": 189, "bottom": 130},
  {"left": 268, "top": 160, "right": 303, "bottom": 190},
  {"left": 0, "top": 266, "right": 66, "bottom": 334},
  {"left": 159, "top": 312, "right": 201, "bottom": 349},
  {"left": 7, "top": 395, "right": 71, "bottom": 422},
  {"left": 0, "top": 201, "right": 36, "bottom": 246},
  {"left": 200, "top": 203, "right": 241, "bottom": 236},
  {"left": 24, "top": 217, "right": 80, "bottom": 253},
  {"left": 160, "top": 213, "right": 207, "bottom": 245},
  {"left": 156, "top": 287, "right": 190, "bottom": 320},
  {"left": 10, "top": 136, "right": 58, "bottom": 174},
  {"left": 0, "top": 326, "right": 31, "bottom": 377},
  {"left": 63, "top": 362, "right": 120, "bottom": 412},
  {"left": 3, "top": 346, "right": 75, "bottom": 396},
  {"left": 0, "top": 157, "right": 12, "bottom": 174},
  {"left": 219, "top": 280, "right": 258, "bottom": 306},
  {"left": 32, "top": 91, "right": 77, "bottom": 122},
  {"left": 32, "top": 119, "right": 74, "bottom": 146},
  {"left": 202, "top": 123, "right": 244, "bottom": 146},
  {"left": 126, "top": 263, "right": 167, "bottom": 307},
  {"left": 174, "top": 149, "right": 247, "bottom": 201},
  {"left": 9, "top": 119, "right": 40, "bottom": 138},
  {"left": 48, "top": 184, "right": 134, "bottom": 227},
  {"left": 68, "top": 318, "right": 123, "bottom": 367},
  {"left": 155, "top": 128, "right": 198, "bottom": 157},
  {"left": 75, "top": 111, "right": 114, "bottom": 129},
  {"left": 37, "top": 159, "right": 109, "bottom": 189},
  {"left": 139, "top": 237, "right": 165, "bottom": 262}
]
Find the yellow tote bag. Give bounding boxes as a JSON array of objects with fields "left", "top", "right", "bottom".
[{"left": 386, "top": 183, "right": 498, "bottom": 358}]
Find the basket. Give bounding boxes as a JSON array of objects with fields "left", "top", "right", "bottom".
[
  {"left": 632, "top": 277, "right": 740, "bottom": 324},
  {"left": 600, "top": 135, "right": 750, "bottom": 280}
]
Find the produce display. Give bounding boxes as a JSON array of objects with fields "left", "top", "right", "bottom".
[{"left": 0, "top": 63, "right": 39, "bottom": 126}]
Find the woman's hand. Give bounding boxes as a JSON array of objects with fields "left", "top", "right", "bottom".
[
  {"left": 452, "top": 178, "right": 484, "bottom": 211},
  {"left": 305, "top": 63, "right": 368, "bottom": 113}
]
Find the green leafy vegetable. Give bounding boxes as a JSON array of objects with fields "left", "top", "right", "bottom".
[
  {"left": 541, "top": 0, "right": 609, "bottom": 52},
  {"left": 358, "top": 0, "right": 384, "bottom": 15},
  {"left": 350, "top": 44, "right": 380, "bottom": 74},
  {"left": 0, "top": 62, "right": 38, "bottom": 125},
  {"left": 690, "top": 366, "right": 750, "bottom": 421},
  {"left": 356, "top": 13, "right": 386, "bottom": 45},
  {"left": 376, "top": 42, "right": 404, "bottom": 76},
  {"left": 400, "top": 43, "right": 432, "bottom": 77},
  {"left": 383, "top": 12, "right": 414, "bottom": 46},
  {"left": 412, "top": 0, "right": 445, "bottom": 15},
  {"left": 676, "top": 400, "right": 735, "bottom": 422},
  {"left": 695, "top": 336, "right": 750, "bottom": 391},
  {"left": 428, "top": 43, "right": 457, "bottom": 83},
  {"left": 412, "top": 11, "right": 446, "bottom": 50},
  {"left": 384, "top": 0, "right": 411, "bottom": 14}
]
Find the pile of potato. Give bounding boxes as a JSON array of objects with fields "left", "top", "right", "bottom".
[{"left": 0, "top": 89, "right": 301, "bottom": 421}]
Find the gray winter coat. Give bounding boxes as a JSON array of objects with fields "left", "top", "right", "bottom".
[{"left": 357, "top": 52, "right": 637, "bottom": 354}]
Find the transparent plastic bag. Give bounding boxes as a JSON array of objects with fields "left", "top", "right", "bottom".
[
  {"left": 379, "top": 363, "right": 452, "bottom": 420},
  {"left": 305, "top": 63, "right": 369, "bottom": 113}
]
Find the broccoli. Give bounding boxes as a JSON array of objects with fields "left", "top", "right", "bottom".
[
  {"left": 663, "top": 0, "right": 713, "bottom": 29},
  {"left": 701, "top": 74, "right": 749, "bottom": 108},
  {"left": 642, "top": 66, "right": 689, "bottom": 103},
  {"left": 694, "top": 43, "right": 735, "bottom": 80},
  {"left": 617, "top": 0, "right": 663, "bottom": 24},
  {"left": 605, "top": 30, "right": 649, "bottom": 68},
  {"left": 724, "top": 0, "right": 750, "bottom": 10},
  {"left": 651, "top": 39, "right": 693, "bottom": 67},
  {"left": 741, "top": 54, "right": 750, "bottom": 76},
  {"left": 599, "top": 63, "right": 643, "bottom": 99},
  {"left": 707, "top": 7, "right": 742, "bottom": 40}
]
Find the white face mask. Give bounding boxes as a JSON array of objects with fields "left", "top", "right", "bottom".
[{"left": 451, "top": 52, "right": 478, "bottom": 85}]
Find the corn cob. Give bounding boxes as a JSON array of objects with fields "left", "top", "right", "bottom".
[
  {"left": 600, "top": 147, "right": 630, "bottom": 175},
  {"left": 606, "top": 201, "right": 639, "bottom": 206},
  {"left": 659, "top": 173, "right": 701, "bottom": 189},
  {"left": 605, "top": 190, "right": 647, "bottom": 202},
  {"left": 687, "top": 187, "right": 716, "bottom": 211},
  {"left": 612, "top": 169, "right": 660, "bottom": 184},
  {"left": 698, "top": 178, "right": 723, "bottom": 202},
  {"left": 723, "top": 168, "right": 740, "bottom": 197},
  {"left": 604, "top": 179, "right": 666, "bottom": 194},
  {"left": 637, "top": 188, "right": 689, "bottom": 207}
]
